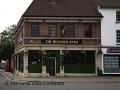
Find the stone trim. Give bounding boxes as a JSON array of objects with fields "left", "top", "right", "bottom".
[{"left": 22, "top": 17, "right": 102, "bottom": 20}]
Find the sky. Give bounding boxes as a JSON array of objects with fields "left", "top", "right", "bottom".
[{"left": 0, "top": 0, "right": 33, "bottom": 32}]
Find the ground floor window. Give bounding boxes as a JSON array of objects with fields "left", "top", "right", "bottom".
[
  {"left": 104, "top": 55, "right": 120, "bottom": 73},
  {"left": 28, "top": 50, "right": 42, "bottom": 73},
  {"left": 64, "top": 51, "right": 95, "bottom": 65},
  {"left": 64, "top": 50, "right": 95, "bottom": 73},
  {"left": 18, "top": 53, "right": 23, "bottom": 72}
]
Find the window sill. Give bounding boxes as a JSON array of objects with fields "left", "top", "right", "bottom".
[
  {"left": 115, "top": 21, "right": 120, "bottom": 23},
  {"left": 116, "top": 43, "right": 120, "bottom": 46}
]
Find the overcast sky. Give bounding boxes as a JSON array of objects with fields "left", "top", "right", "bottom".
[{"left": 0, "top": 0, "right": 33, "bottom": 32}]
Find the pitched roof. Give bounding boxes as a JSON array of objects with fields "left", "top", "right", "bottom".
[
  {"left": 22, "top": 0, "right": 102, "bottom": 17},
  {"left": 92, "top": 0, "right": 120, "bottom": 8}
]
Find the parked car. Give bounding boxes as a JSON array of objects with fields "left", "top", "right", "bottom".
[{"left": 0, "top": 60, "right": 7, "bottom": 69}]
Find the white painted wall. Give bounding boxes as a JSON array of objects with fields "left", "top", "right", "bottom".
[
  {"left": 99, "top": 8, "right": 120, "bottom": 54},
  {"left": 99, "top": 8, "right": 120, "bottom": 74}
]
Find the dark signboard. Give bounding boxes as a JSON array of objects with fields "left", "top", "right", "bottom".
[
  {"left": 107, "top": 48, "right": 120, "bottom": 53},
  {"left": 40, "top": 39, "right": 82, "bottom": 45}
]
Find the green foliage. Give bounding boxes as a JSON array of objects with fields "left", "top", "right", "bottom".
[{"left": 0, "top": 25, "right": 16, "bottom": 61}]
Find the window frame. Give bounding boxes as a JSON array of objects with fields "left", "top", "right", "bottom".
[
  {"left": 49, "top": 24, "right": 57, "bottom": 37},
  {"left": 116, "top": 11, "right": 120, "bottom": 22},
  {"left": 31, "top": 23, "right": 39, "bottom": 37},
  {"left": 66, "top": 23, "right": 75, "bottom": 38},
  {"left": 64, "top": 50, "right": 95, "bottom": 65},
  {"left": 84, "top": 23, "right": 92, "bottom": 38},
  {"left": 103, "top": 55, "right": 120, "bottom": 73},
  {"left": 116, "top": 30, "right": 120, "bottom": 44}
]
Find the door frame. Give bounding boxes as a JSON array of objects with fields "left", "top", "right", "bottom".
[{"left": 48, "top": 57, "right": 56, "bottom": 76}]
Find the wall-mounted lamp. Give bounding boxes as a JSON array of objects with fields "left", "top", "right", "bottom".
[
  {"left": 97, "top": 48, "right": 103, "bottom": 55},
  {"left": 29, "top": 40, "right": 33, "bottom": 43}
]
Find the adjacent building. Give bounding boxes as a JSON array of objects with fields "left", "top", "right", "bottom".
[
  {"left": 15, "top": 0, "right": 102, "bottom": 77},
  {"left": 95, "top": 0, "right": 120, "bottom": 74}
]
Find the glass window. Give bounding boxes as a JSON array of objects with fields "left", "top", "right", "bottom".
[
  {"left": 49, "top": 24, "right": 57, "bottom": 37},
  {"left": 31, "top": 23, "right": 39, "bottom": 37},
  {"left": 116, "top": 11, "right": 120, "bottom": 22},
  {"left": 104, "top": 55, "right": 120, "bottom": 73},
  {"left": 66, "top": 24, "right": 75, "bottom": 38},
  {"left": 18, "top": 54, "right": 23, "bottom": 72},
  {"left": 28, "top": 50, "right": 42, "bottom": 65},
  {"left": 84, "top": 24, "right": 92, "bottom": 38},
  {"left": 116, "top": 30, "right": 120, "bottom": 44},
  {"left": 64, "top": 51, "right": 95, "bottom": 65}
]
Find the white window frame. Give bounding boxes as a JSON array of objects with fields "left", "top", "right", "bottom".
[
  {"left": 116, "top": 30, "right": 120, "bottom": 45},
  {"left": 102, "top": 54, "right": 120, "bottom": 74},
  {"left": 116, "top": 10, "right": 120, "bottom": 22}
]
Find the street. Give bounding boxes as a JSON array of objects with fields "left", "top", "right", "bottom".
[
  {"left": 0, "top": 72, "right": 120, "bottom": 90},
  {"left": 0, "top": 72, "right": 8, "bottom": 82},
  {"left": 0, "top": 81, "right": 120, "bottom": 90},
  {"left": 0, "top": 82, "right": 120, "bottom": 90}
]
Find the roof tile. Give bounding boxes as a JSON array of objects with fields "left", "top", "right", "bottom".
[{"left": 23, "top": 0, "right": 102, "bottom": 17}]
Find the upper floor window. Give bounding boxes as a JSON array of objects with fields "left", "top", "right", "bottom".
[
  {"left": 116, "top": 11, "right": 120, "bottom": 22},
  {"left": 31, "top": 23, "right": 39, "bottom": 37},
  {"left": 66, "top": 24, "right": 75, "bottom": 38},
  {"left": 116, "top": 30, "right": 120, "bottom": 44},
  {"left": 84, "top": 24, "right": 92, "bottom": 38},
  {"left": 49, "top": 24, "right": 57, "bottom": 37}
]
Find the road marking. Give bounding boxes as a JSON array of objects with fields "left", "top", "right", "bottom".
[{"left": 0, "top": 71, "right": 12, "bottom": 80}]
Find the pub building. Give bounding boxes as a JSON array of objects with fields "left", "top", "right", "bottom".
[{"left": 15, "top": 0, "right": 102, "bottom": 77}]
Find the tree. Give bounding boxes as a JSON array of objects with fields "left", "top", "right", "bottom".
[{"left": 0, "top": 25, "right": 16, "bottom": 62}]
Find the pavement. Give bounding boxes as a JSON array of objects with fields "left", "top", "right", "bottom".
[{"left": 0, "top": 69, "right": 120, "bottom": 83}]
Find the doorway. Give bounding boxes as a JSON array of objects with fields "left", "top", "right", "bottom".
[
  {"left": 46, "top": 50, "right": 60, "bottom": 76},
  {"left": 48, "top": 57, "right": 56, "bottom": 76}
]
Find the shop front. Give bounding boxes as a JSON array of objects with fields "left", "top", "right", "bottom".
[
  {"left": 45, "top": 50, "right": 96, "bottom": 76},
  {"left": 15, "top": 48, "right": 98, "bottom": 77},
  {"left": 102, "top": 48, "right": 120, "bottom": 74}
]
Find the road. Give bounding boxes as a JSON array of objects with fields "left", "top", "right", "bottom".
[
  {"left": 0, "top": 81, "right": 120, "bottom": 90},
  {"left": 0, "top": 72, "right": 120, "bottom": 90},
  {"left": 0, "top": 72, "right": 8, "bottom": 82}
]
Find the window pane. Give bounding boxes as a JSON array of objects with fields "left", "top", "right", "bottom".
[
  {"left": 116, "top": 11, "right": 120, "bottom": 22},
  {"left": 116, "top": 30, "right": 120, "bottom": 43},
  {"left": 64, "top": 50, "right": 95, "bottom": 65},
  {"left": 66, "top": 24, "right": 75, "bottom": 38},
  {"left": 84, "top": 24, "right": 92, "bottom": 38},
  {"left": 104, "top": 55, "right": 120, "bottom": 73},
  {"left": 31, "top": 23, "right": 39, "bottom": 37},
  {"left": 49, "top": 24, "right": 57, "bottom": 37}
]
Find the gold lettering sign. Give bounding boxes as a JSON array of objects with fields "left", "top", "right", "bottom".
[{"left": 41, "top": 39, "right": 81, "bottom": 44}]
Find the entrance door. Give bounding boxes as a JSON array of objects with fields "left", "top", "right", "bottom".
[{"left": 48, "top": 57, "right": 56, "bottom": 76}]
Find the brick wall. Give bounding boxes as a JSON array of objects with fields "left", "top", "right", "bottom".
[
  {"left": 40, "top": 23, "right": 48, "bottom": 36},
  {"left": 23, "top": 22, "right": 101, "bottom": 38},
  {"left": 15, "top": 25, "right": 23, "bottom": 45},
  {"left": 16, "top": 21, "right": 101, "bottom": 46}
]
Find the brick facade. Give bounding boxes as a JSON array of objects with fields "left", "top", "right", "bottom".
[
  {"left": 15, "top": 0, "right": 103, "bottom": 77},
  {"left": 16, "top": 22, "right": 101, "bottom": 46}
]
